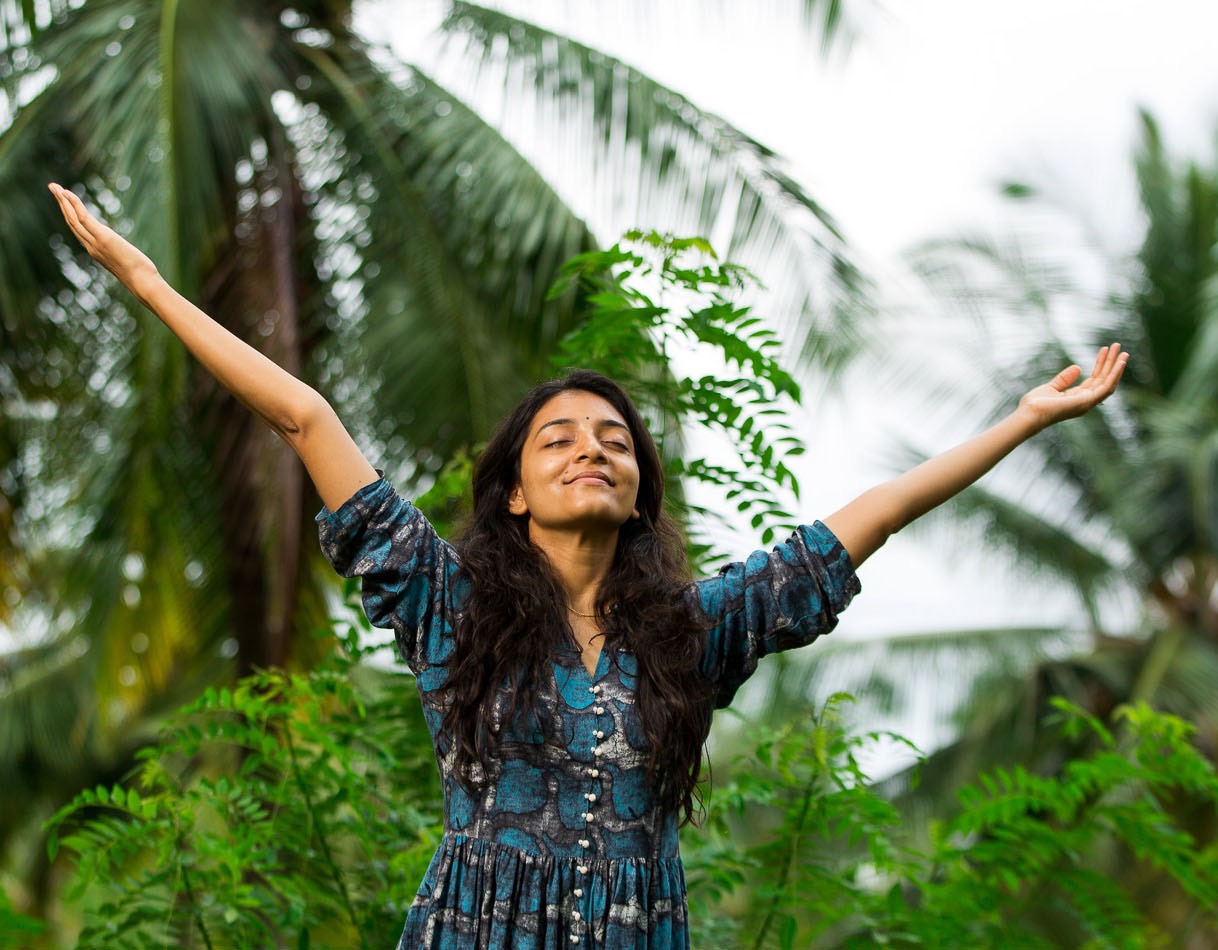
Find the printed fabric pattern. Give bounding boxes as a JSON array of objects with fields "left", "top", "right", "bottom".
[{"left": 317, "top": 477, "right": 860, "bottom": 949}]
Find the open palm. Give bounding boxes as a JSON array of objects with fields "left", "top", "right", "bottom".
[{"left": 1019, "top": 343, "right": 1128, "bottom": 428}]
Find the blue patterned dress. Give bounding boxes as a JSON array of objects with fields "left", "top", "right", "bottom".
[{"left": 317, "top": 477, "right": 860, "bottom": 949}]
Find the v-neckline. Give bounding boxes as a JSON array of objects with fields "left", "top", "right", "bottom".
[
  {"left": 580, "top": 644, "right": 604, "bottom": 679},
  {"left": 558, "top": 641, "right": 608, "bottom": 683}
]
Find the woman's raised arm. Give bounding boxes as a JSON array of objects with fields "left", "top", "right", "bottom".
[
  {"left": 823, "top": 343, "right": 1129, "bottom": 568},
  {"left": 50, "top": 183, "right": 378, "bottom": 511}
]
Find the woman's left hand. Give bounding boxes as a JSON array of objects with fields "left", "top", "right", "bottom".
[{"left": 1018, "top": 343, "right": 1129, "bottom": 431}]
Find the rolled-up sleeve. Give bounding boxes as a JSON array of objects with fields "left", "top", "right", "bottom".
[
  {"left": 694, "top": 521, "right": 860, "bottom": 708},
  {"left": 316, "top": 478, "right": 460, "bottom": 673}
]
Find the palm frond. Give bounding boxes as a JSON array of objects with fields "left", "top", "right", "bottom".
[
  {"left": 432, "top": 1, "right": 868, "bottom": 373},
  {"left": 290, "top": 45, "right": 601, "bottom": 457},
  {"left": 33, "top": 0, "right": 285, "bottom": 289},
  {"left": 286, "top": 40, "right": 549, "bottom": 446}
]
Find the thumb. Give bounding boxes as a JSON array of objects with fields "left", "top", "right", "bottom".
[{"left": 1049, "top": 365, "right": 1082, "bottom": 392}]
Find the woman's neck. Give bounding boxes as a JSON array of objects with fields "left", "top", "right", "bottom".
[{"left": 527, "top": 523, "right": 618, "bottom": 610}]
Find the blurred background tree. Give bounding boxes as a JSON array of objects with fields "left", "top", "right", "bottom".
[
  {"left": 722, "top": 109, "right": 1218, "bottom": 941},
  {"left": 893, "top": 111, "right": 1218, "bottom": 784},
  {"left": 0, "top": 0, "right": 864, "bottom": 932}
]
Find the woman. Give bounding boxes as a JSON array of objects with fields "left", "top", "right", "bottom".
[{"left": 49, "top": 183, "right": 1127, "bottom": 948}]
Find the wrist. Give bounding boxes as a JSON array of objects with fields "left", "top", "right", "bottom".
[
  {"left": 1010, "top": 402, "right": 1049, "bottom": 437},
  {"left": 127, "top": 263, "right": 166, "bottom": 307}
]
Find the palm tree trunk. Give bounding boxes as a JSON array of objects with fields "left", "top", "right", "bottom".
[{"left": 197, "top": 149, "right": 310, "bottom": 675}]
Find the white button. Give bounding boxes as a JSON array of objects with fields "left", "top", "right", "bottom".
[
  {"left": 594, "top": 706, "right": 604, "bottom": 714},
  {"left": 588, "top": 686, "right": 599, "bottom": 694},
  {"left": 570, "top": 937, "right": 579, "bottom": 945},
  {"left": 578, "top": 865, "right": 589, "bottom": 874},
  {"left": 585, "top": 812, "right": 595, "bottom": 822},
  {"left": 594, "top": 730, "right": 604, "bottom": 739},
  {"left": 579, "top": 838, "right": 590, "bottom": 848},
  {"left": 574, "top": 888, "right": 583, "bottom": 897},
  {"left": 585, "top": 793, "right": 596, "bottom": 802},
  {"left": 592, "top": 747, "right": 601, "bottom": 756},
  {"left": 589, "top": 769, "right": 599, "bottom": 778},
  {"left": 573, "top": 911, "right": 582, "bottom": 921}
]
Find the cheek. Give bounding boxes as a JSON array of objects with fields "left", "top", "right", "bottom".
[{"left": 626, "top": 471, "right": 643, "bottom": 506}]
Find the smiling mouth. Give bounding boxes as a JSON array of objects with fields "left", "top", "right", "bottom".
[{"left": 568, "top": 473, "right": 613, "bottom": 485}]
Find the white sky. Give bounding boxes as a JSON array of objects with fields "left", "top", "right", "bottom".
[{"left": 366, "top": 0, "right": 1218, "bottom": 643}]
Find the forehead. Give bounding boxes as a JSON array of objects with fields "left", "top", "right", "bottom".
[{"left": 529, "top": 390, "right": 628, "bottom": 431}]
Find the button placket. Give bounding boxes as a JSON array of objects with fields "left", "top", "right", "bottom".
[{"left": 571, "top": 682, "right": 607, "bottom": 944}]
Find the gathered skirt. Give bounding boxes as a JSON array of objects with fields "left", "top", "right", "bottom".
[{"left": 398, "top": 833, "right": 690, "bottom": 949}]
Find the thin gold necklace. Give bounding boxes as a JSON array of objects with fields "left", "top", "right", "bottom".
[{"left": 566, "top": 604, "right": 597, "bottom": 620}]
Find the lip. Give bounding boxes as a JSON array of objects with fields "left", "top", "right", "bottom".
[{"left": 567, "top": 471, "right": 614, "bottom": 486}]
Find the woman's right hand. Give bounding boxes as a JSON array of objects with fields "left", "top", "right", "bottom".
[{"left": 49, "top": 183, "right": 160, "bottom": 296}]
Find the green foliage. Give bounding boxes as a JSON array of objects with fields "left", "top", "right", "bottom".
[
  {"left": 684, "top": 696, "right": 922, "bottom": 949},
  {"left": 49, "top": 681, "right": 1218, "bottom": 948},
  {"left": 43, "top": 606, "right": 442, "bottom": 949},
  {"left": 0, "top": 887, "right": 45, "bottom": 948},
  {"left": 400, "top": 230, "right": 811, "bottom": 566},
  {"left": 550, "top": 230, "right": 807, "bottom": 556},
  {"left": 684, "top": 697, "right": 1218, "bottom": 948}
]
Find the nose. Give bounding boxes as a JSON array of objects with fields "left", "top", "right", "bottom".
[{"left": 575, "top": 429, "right": 608, "bottom": 460}]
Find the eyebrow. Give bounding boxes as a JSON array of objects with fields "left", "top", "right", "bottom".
[{"left": 534, "top": 417, "right": 632, "bottom": 439}]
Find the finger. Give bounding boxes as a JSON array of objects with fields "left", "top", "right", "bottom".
[
  {"left": 1091, "top": 343, "right": 1115, "bottom": 384},
  {"left": 49, "top": 182, "right": 73, "bottom": 224},
  {"left": 1082, "top": 343, "right": 1122, "bottom": 394},
  {"left": 60, "top": 200, "right": 95, "bottom": 254},
  {"left": 1092, "top": 343, "right": 1124, "bottom": 390},
  {"left": 1101, "top": 347, "right": 1129, "bottom": 393},
  {"left": 52, "top": 185, "right": 87, "bottom": 239},
  {"left": 1049, "top": 364, "right": 1082, "bottom": 392},
  {"left": 50, "top": 183, "right": 82, "bottom": 229},
  {"left": 1091, "top": 344, "right": 1111, "bottom": 379},
  {"left": 1085, "top": 344, "right": 1128, "bottom": 402},
  {"left": 60, "top": 187, "right": 97, "bottom": 235},
  {"left": 54, "top": 187, "right": 99, "bottom": 254}
]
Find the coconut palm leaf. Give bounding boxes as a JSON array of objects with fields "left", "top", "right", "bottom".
[
  {"left": 435, "top": 1, "right": 868, "bottom": 370},
  {"left": 289, "top": 44, "right": 600, "bottom": 453},
  {"left": 827, "top": 112, "right": 1218, "bottom": 887}
]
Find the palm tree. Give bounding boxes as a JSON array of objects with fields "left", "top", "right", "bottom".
[
  {"left": 898, "top": 108, "right": 1218, "bottom": 764},
  {"left": 0, "top": 0, "right": 865, "bottom": 921},
  {"left": 721, "top": 109, "right": 1218, "bottom": 942},
  {"left": 706, "top": 105, "right": 1218, "bottom": 940}
]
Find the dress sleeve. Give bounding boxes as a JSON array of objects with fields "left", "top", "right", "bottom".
[
  {"left": 315, "top": 477, "right": 460, "bottom": 676},
  {"left": 693, "top": 521, "right": 860, "bottom": 708}
]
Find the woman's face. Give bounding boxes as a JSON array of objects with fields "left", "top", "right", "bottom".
[{"left": 508, "top": 390, "right": 641, "bottom": 536}]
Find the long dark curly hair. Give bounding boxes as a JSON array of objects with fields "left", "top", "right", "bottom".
[{"left": 439, "top": 369, "right": 714, "bottom": 824}]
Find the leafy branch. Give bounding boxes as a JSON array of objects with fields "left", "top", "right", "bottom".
[
  {"left": 549, "top": 230, "right": 807, "bottom": 558},
  {"left": 684, "top": 696, "right": 1218, "bottom": 948}
]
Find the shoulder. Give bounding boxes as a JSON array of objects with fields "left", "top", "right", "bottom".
[{"left": 317, "top": 475, "right": 460, "bottom": 573}]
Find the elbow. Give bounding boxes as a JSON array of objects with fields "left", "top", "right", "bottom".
[
  {"left": 276, "top": 386, "right": 331, "bottom": 443},
  {"left": 866, "top": 487, "right": 910, "bottom": 545},
  {"left": 858, "top": 497, "right": 909, "bottom": 564},
  {"left": 886, "top": 505, "right": 915, "bottom": 540}
]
